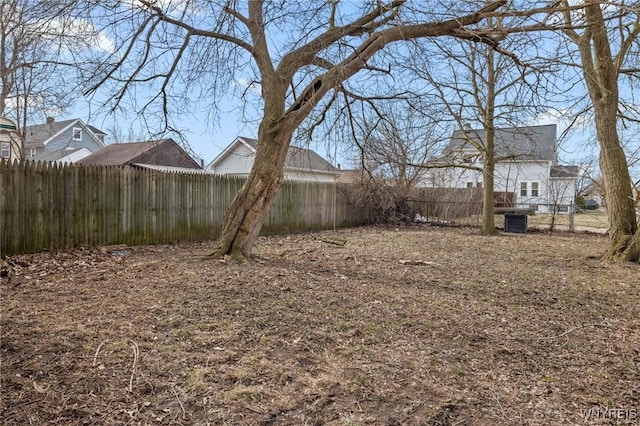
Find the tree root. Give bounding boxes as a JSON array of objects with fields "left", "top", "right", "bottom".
[{"left": 602, "top": 231, "right": 640, "bottom": 263}]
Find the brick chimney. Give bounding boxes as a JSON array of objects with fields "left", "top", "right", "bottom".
[{"left": 46, "top": 117, "right": 55, "bottom": 124}]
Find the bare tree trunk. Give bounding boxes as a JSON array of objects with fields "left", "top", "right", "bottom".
[
  {"left": 549, "top": 206, "right": 557, "bottom": 232},
  {"left": 481, "top": 150, "right": 497, "bottom": 235},
  {"left": 596, "top": 114, "right": 638, "bottom": 260},
  {"left": 622, "top": 229, "right": 640, "bottom": 261},
  {"left": 74, "top": 0, "right": 510, "bottom": 261},
  {"left": 209, "top": 124, "right": 293, "bottom": 260},
  {"left": 479, "top": 118, "right": 497, "bottom": 236},
  {"left": 481, "top": 45, "right": 497, "bottom": 236},
  {"left": 577, "top": 1, "right": 639, "bottom": 261}
]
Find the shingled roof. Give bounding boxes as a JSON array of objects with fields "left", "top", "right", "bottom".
[
  {"left": 245, "top": 137, "right": 338, "bottom": 172},
  {"left": 210, "top": 137, "right": 339, "bottom": 173},
  {"left": 78, "top": 139, "right": 201, "bottom": 169},
  {"left": 443, "top": 124, "right": 557, "bottom": 162},
  {"left": 24, "top": 119, "right": 105, "bottom": 148}
]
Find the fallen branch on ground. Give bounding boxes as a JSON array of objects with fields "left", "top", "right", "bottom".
[
  {"left": 321, "top": 237, "right": 347, "bottom": 246},
  {"left": 128, "top": 341, "right": 139, "bottom": 393},
  {"left": 93, "top": 342, "right": 105, "bottom": 367}
]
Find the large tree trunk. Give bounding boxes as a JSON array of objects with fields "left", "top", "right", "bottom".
[
  {"left": 622, "top": 228, "right": 640, "bottom": 261},
  {"left": 209, "top": 124, "right": 293, "bottom": 260},
  {"left": 480, "top": 117, "right": 497, "bottom": 235},
  {"left": 480, "top": 43, "right": 497, "bottom": 236},
  {"left": 203, "top": 0, "right": 511, "bottom": 260},
  {"left": 481, "top": 120, "right": 497, "bottom": 235},
  {"left": 579, "top": 1, "right": 639, "bottom": 262},
  {"left": 596, "top": 116, "right": 638, "bottom": 261}
]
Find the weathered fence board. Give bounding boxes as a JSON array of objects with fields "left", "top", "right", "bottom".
[{"left": 0, "top": 161, "right": 367, "bottom": 256}]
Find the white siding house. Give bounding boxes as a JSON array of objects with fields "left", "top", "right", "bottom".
[
  {"left": 0, "top": 116, "right": 20, "bottom": 162},
  {"left": 207, "top": 136, "right": 340, "bottom": 183},
  {"left": 211, "top": 140, "right": 256, "bottom": 175},
  {"left": 423, "top": 124, "right": 579, "bottom": 213}
]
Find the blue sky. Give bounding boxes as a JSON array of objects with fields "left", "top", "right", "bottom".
[
  {"left": 48, "top": 0, "right": 624, "bottom": 176},
  {"left": 60, "top": 83, "right": 596, "bottom": 170},
  {"left": 5, "top": 0, "right": 637, "bottom": 181},
  {"left": 60, "top": 91, "right": 260, "bottom": 166}
]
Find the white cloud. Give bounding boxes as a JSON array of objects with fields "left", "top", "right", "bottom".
[
  {"left": 532, "top": 108, "right": 590, "bottom": 131},
  {"left": 544, "top": 0, "right": 621, "bottom": 27},
  {"left": 93, "top": 31, "right": 116, "bottom": 53},
  {"left": 4, "top": 94, "right": 44, "bottom": 109},
  {"left": 3, "top": 95, "right": 65, "bottom": 119},
  {"left": 57, "top": 18, "right": 115, "bottom": 53},
  {"left": 25, "top": 16, "right": 115, "bottom": 54},
  {"left": 235, "top": 78, "right": 262, "bottom": 97}
]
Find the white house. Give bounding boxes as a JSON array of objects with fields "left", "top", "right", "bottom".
[
  {"left": 422, "top": 124, "right": 579, "bottom": 213},
  {"left": 0, "top": 116, "right": 20, "bottom": 162},
  {"left": 206, "top": 136, "right": 340, "bottom": 183}
]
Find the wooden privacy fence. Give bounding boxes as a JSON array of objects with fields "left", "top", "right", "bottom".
[{"left": 0, "top": 161, "right": 367, "bottom": 256}]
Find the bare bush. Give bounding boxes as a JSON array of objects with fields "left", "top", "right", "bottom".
[{"left": 345, "top": 180, "right": 483, "bottom": 225}]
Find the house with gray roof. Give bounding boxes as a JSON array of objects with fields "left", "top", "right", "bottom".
[
  {"left": 24, "top": 117, "right": 107, "bottom": 163},
  {"left": 78, "top": 139, "right": 202, "bottom": 170},
  {"left": 423, "top": 124, "right": 580, "bottom": 213},
  {"left": 206, "top": 136, "right": 340, "bottom": 183}
]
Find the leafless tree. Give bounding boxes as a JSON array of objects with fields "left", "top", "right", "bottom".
[
  {"left": 572, "top": 160, "right": 599, "bottom": 212},
  {"left": 404, "top": 2, "right": 557, "bottom": 236},
  {"left": 547, "top": 174, "right": 578, "bottom": 231},
  {"left": 348, "top": 101, "right": 447, "bottom": 192},
  {"left": 394, "top": 0, "right": 640, "bottom": 258},
  {"left": 77, "top": 0, "right": 512, "bottom": 259},
  {"left": 0, "top": 0, "right": 101, "bottom": 158},
  {"left": 333, "top": 100, "right": 450, "bottom": 223},
  {"left": 553, "top": 0, "right": 640, "bottom": 262}
]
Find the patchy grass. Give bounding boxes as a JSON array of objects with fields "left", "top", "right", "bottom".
[
  {"left": 2, "top": 225, "right": 639, "bottom": 425},
  {"left": 527, "top": 209, "right": 610, "bottom": 230}
]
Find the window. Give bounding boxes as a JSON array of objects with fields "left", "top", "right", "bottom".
[
  {"left": 0, "top": 142, "right": 10, "bottom": 158},
  {"left": 531, "top": 182, "right": 539, "bottom": 197},
  {"left": 520, "top": 182, "right": 528, "bottom": 196},
  {"left": 467, "top": 182, "right": 474, "bottom": 188},
  {"left": 72, "top": 127, "right": 82, "bottom": 140},
  {"left": 529, "top": 204, "right": 539, "bottom": 211},
  {"left": 477, "top": 182, "right": 483, "bottom": 189},
  {"left": 29, "top": 148, "right": 36, "bottom": 158}
]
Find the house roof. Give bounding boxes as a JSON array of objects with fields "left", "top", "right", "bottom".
[
  {"left": 78, "top": 139, "right": 202, "bottom": 168},
  {"left": 550, "top": 165, "right": 580, "bottom": 178},
  {"left": 0, "top": 116, "right": 17, "bottom": 131},
  {"left": 24, "top": 118, "right": 106, "bottom": 148},
  {"left": 86, "top": 125, "right": 106, "bottom": 136},
  {"left": 443, "top": 124, "right": 557, "bottom": 162},
  {"left": 209, "top": 136, "right": 339, "bottom": 174}
]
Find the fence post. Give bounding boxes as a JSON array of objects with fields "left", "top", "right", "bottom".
[{"left": 569, "top": 201, "right": 575, "bottom": 232}]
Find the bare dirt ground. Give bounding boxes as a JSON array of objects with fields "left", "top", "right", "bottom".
[{"left": 1, "top": 225, "right": 639, "bottom": 425}]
